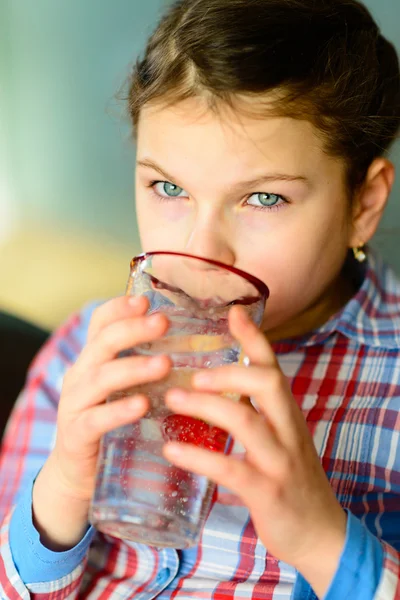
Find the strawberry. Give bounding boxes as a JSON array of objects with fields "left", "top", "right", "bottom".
[{"left": 162, "top": 415, "right": 229, "bottom": 453}]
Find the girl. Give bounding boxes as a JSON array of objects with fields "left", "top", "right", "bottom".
[{"left": 1, "top": 0, "right": 399, "bottom": 598}]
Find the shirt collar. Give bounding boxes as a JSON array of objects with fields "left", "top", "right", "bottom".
[{"left": 272, "top": 249, "right": 400, "bottom": 353}]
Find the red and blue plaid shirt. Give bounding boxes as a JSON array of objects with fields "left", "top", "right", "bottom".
[{"left": 0, "top": 250, "right": 399, "bottom": 599}]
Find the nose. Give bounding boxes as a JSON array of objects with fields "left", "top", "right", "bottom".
[{"left": 184, "top": 219, "right": 235, "bottom": 268}]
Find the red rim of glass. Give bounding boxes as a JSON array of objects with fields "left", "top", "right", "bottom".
[{"left": 131, "top": 251, "right": 269, "bottom": 300}]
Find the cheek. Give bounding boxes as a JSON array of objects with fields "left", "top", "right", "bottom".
[
  {"left": 240, "top": 198, "right": 348, "bottom": 262},
  {"left": 247, "top": 225, "right": 348, "bottom": 291},
  {"left": 136, "top": 194, "right": 193, "bottom": 252},
  {"left": 236, "top": 209, "right": 349, "bottom": 317},
  {"left": 155, "top": 200, "right": 190, "bottom": 223}
]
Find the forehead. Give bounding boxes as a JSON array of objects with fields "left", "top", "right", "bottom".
[{"left": 136, "top": 96, "right": 341, "bottom": 183}]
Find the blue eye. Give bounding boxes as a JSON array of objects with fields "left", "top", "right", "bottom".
[
  {"left": 153, "top": 181, "right": 189, "bottom": 198},
  {"left": 247, "top": 193, "right": 284, "bottom": 208}
]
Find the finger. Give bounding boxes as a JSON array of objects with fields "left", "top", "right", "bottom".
[
  {"left": 191, "top": 365, "right": 300, "bottom": 440},
  {"left": 77, "top": 394, "right": 150, "bottom": 444},
  {"left": 87, "top": 295, "right": 149, "bottom": 342},
  {"left": 165, "top": 389, "right": 285, "bottom": 476},
  {"left": 163, "top": 442, "right": 265, "bottom": 503},
  {"left": 77, "top": 313, "right": 169, "bottom": 371},
  {"left": 65, "top": 354, "right": 171, "bottom": 410},
  {"left": 229, "top": 305, "right": 278, "bottom": 368}
]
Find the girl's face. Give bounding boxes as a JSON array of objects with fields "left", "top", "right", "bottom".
[{"left": 135, "top": 97, "right": 355, "bottom": 340}]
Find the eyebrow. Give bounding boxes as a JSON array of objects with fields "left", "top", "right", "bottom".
[{"left": 137, "top": 158, "right": 309, "bottom": 188}]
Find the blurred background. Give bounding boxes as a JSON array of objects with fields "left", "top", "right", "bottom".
[{"left": 1, "top": 0, "right": 399, "bottom": 331}]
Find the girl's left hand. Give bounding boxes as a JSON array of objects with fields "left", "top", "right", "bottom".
[{"left": 164, "top": 306, "right": 347, "bottom": 598}]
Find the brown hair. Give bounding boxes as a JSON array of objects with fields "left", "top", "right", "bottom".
[{"left": 128, "top": 0, "right": 400, "bottom": 192}]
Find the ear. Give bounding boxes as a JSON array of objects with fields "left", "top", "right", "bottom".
[{"left": 349, "top": 158, "right": 395, "bottom": 248}]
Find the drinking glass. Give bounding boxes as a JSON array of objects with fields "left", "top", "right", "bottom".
[{"left": 89, "top": 252, "right": 268, "bottom": 548}]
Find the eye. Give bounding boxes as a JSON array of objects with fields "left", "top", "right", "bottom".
[
  {"left": 246, "top": 192, "right": 286, "bottom": 209},
  {"left": 153, "top": 181, "right": 189, "bottom": 198}
]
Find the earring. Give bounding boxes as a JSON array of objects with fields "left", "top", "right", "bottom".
[{"left": 353, "top": 244, "right": 367, "bottom": 263}]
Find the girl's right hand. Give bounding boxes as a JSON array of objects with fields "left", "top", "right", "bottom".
[{"left": 32, "top": 295, "right": 171, "bottom": 550}]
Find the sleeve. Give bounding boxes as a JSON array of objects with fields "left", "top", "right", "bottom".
[
  {"left": 8, "top": 478, "right": 95, "bottom": 583},
  {"left": 291, "top": 510, "right": 400, "bottom": 600},
  {"left": 0, "top": 304, "right": 98, "bottom": 600},
  {"left": 375, "top": 542, "right": 400, "bottom": 600}
]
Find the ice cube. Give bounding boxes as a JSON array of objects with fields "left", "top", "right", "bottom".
[{"left": 140, "top": 419, "right": 163, "bottom": 441}]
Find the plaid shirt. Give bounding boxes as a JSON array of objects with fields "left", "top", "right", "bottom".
[{"left": 0, "top": 250, "right": 399, "bottom": 599}]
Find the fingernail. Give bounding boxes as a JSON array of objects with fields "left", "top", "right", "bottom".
[
  {"left": 165, "top": 443, "right": 183, "bottom": 457},
  {"left": 148, "top": 314, "right": 163, "bottom": 328},
  {"left": 193, "top": 372, "right": 211, "bottom": 386},
  {"left": 236, "top": 306, "right": 249, "bottom": 323},
  {"left": 149, "top": 356, "right": 167, "bottom": 368},
  {"left": 128, "top": 396, "right": 146, "bottom": 410},
  {"left": 167, "top": 389, "right": 188, "bottom": 404},
  {"left": 128, "top": 296, "right": 141, "bottom": 306}
]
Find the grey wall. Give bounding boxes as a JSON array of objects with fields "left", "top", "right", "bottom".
[
  {"left": 2, "top": 0, "right": 168, "bottom": 242},
  {"left": 362, "top": 0, "right": 400, "bottom": 267},
  {"left": 3, "top": 0, "right": 400, "bottom": 268}
]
